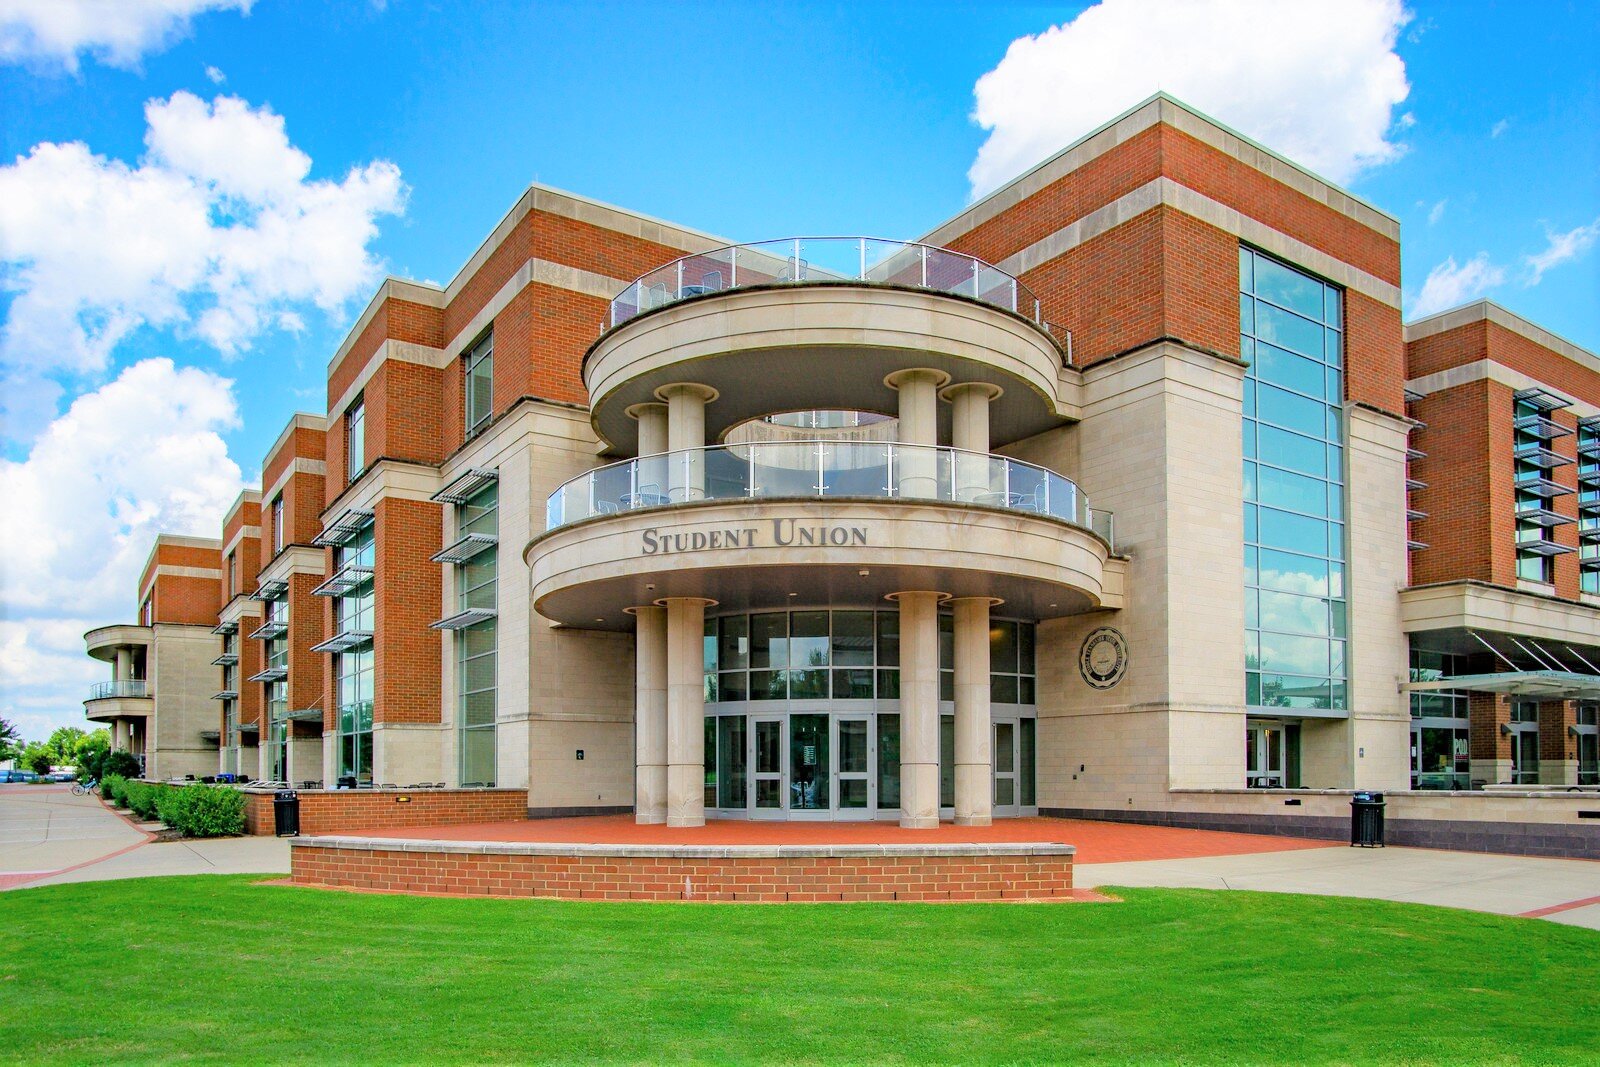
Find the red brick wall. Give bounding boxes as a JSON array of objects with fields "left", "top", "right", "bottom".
[
  {"left": 243, "top": 788, "right": 527, "bottom": 835},
  {"left": 1345, "top": 290, "right": 1405, "bottom": 414},
  {"left": 290, "top": 844, "right": 1076, "bottom": 902},
  {"left": 152, "top": 573, "right": 223, "bottom": 626},
  {"left": 366, "top": 360, "right": 447, "bottom": 468},
  {"left": 373, "top": 496, "right": 443, "bottom": 724},
  {"left": 1540, "top": 701, "right": 1577, "bottom": 763},
  {"left": 236, "top": 607, "right": 263, "bottom": 731},
  {"left": 287, "top": 572, "right": 323, "bottom": 714},
  {"left": 1409, "top": 380, "right": 1503, "bottom": 585},
  {"left": 327, "top": 298, "right": 445, "bottom": 413},
  {"left": 1469, "top": 692, "right": 1512, "bottom": 762}
]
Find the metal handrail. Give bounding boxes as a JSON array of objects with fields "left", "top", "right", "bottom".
[
  {"left": 89, "top": 679, "right": 148, "bottom": 700},
  {"left": 606, "top": 237, "right": 1043, "bottom": 331},
  {"left": 544, "top": 440, "right": 1113, "bottom": 547}
]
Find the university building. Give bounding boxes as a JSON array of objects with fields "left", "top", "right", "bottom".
[{"left": 84, "top": 94, "right": 1600, "bottom": 843}]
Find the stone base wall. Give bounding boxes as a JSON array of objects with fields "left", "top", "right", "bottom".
[
  {"left": 243, "top": 788, "right": 528, "bottom": 836},
  {"left": 289, "top": 839, "right": 1076, "bottom": 902}
]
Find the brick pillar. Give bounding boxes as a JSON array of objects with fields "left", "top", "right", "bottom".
[
  {"left": 1467, "top": 691, "right": 1511, "bottom": 786},
  {"left": 1539, "top": 700, "right": 1578, "bottom": 786}
]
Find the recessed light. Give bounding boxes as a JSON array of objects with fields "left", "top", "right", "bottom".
[
  {"left": 858, "top": 569, "right": 869, "bottom": 577},
  {"left": 646, "top": 583, "right": 655, "bottom": 590},
  {"left": 595, "top": 617, "right": 605, "bottom": 623},
  {"left": 788, "top": 592, "right": 798, "bottom": 597}
]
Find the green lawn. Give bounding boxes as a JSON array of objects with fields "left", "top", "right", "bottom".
[{"left": 1, "top": 877, "right": 1595, "bottom": 1065}]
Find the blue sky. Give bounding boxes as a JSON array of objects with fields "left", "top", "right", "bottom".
[{"left": 1, "top": 0, "right": 1597, "bottom": 739}]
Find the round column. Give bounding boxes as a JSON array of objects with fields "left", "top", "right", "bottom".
[
  {"left": 629, "top": 605, "right": 668, "bottom": 824},
  {"left": 890, "top": 590, "right": 945, "bottom": 828},
  {"left": 664, "top": 596, "right": 715, "bottom": 827},
  {"left": 627, "top": 402, "right": 670, "bottom": 511},
  {"left": 951, "top": 596, "right": 999, "bottom": 826},
  {"left": 114, "top": 647, "right": 131, "bottom": 683},
  {"left": 885, "top": 369, "right": 950, "bottom": 500},
  {"left": 658, "top": 383, "right": 718, "bottom": 503},
  {"left": 942, "top": 382, "right": 1003, "bottom": 502}
]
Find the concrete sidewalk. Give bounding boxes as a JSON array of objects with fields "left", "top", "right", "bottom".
[
  {"left": 0, "top": 783, "right": 289, "bottom": 890},
  {"left": 1077, "top": 845, "right": 1600, "bottom": 929}
]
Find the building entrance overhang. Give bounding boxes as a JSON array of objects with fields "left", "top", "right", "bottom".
[
  {"left": 526, "top": 498, "right": 1122, "bottom": 630},
  {"left": 1405, "top": 671, "right": 1600, "bottom": 700}
]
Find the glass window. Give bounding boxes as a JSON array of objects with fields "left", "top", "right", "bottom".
[
  {"left": 457, "top": 483, "right": 497, "bottom": 785},
  {"left": 346, "top": 399, "right": 365, "bottom": 483},
  {"left": 1242, "top": 246, "right": 1345, "bottom": 716},
  {"left": 464, "top": 332, "right": 494, "bottom": 434}
]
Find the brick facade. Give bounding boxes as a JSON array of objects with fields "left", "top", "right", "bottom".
[
  {"left": 290, "top": 841, "right": 1077, "bottom": 902},
  {"left": 242, "top": 788, "right": 530, "bottom": 835}
]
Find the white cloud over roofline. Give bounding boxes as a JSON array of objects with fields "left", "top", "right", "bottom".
[{"left": 968, "top": 0, "right": 1412, "bottom": 200}]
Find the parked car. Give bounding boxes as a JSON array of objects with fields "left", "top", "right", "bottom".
[{"left": 0, "top": 769, "right": 39, "bottom": 783}]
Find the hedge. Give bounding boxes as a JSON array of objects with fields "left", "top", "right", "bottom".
[
  {"left": 122, "top": 780, "right": 160, "bottom": 821},
  {"left": 100, "top": 773, "right": 128, "bottom": 808},
  {"left": 156, "top": 784, "right": 246, "bottom": 838}
]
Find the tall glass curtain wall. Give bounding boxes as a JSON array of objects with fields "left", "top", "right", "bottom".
[
  {"left": 700, "top": 608, "right": 1037, "bottom": 814},
  {"left": 1580, "top": 420, "right": 1599, "bottom": 593},
  {"left": 1409, "top": 649, "right": 1470, "bottom": 790},
  {"left": 264, "top": 598, "right": 288, "bottom": 781},
  {"left": 457, "top": 482, "right": 498, "bottom": 786},
  {"left": 1241, "top": 248, "right": 1348, "bottom": 723},
  {"left": 335, "top": 523, "right": 375, "bottom": 784}
]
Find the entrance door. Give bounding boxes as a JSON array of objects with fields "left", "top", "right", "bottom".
[
  {"left": 789, "top": 713, "right": 830, "bottom": 817},
  {"left": 1578, "top": 704, "right": 1598, "bottom": 786},
  {"left": 1246, "top": 722, "right": 1285, "bottom": 788},
  {"left": 993, "top": 720, "right": 1019, "bottom": 817},
  {"left": 751, "top": 716, "right": 785, "bottom": 819},
  {"left": 835, "top": 715, "right": 873, "bottom": 819},
  {"left": 1510, "top": 700, "right": 1540, "bottom": 785}
]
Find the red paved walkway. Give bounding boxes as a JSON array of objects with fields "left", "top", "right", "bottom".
[{"left": 355, "top": 816, "right": 1335, "bottom": 864}]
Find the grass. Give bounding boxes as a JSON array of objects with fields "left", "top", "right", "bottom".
[{"left": 1, "top": 876, "right": 1595, "bottom": 1065}]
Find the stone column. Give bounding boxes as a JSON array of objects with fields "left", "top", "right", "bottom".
[
  {"left": 892, "top": 590, "right": 944, "bottom": 828},
  {"left": 942, "top": 382, "right": 1002, "bottom": 502},
  {"left": 658, "top": 383, "right": 718, "bottom": 502},
  {"left": 630, "top": 605, "right": 668, "bottom": 823},
  {"left": 951, "top": 597, "right": 996, "bottom": 826},
  {"left": 627, "top": 402, "right": 671, "bottom": 508},
  {"left": 664, "top": 597, "right": 714, "bottom": 827},
  {"left": 114, "top": 647, "right": 131, "bottom": 685},
  {"left": 885, "top": 369, "right": 949, "bottom": 499}
]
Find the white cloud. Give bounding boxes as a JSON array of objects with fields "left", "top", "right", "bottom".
[
  {"left": 0, "top": 0, "right": 252, "bottom": 72},
  {"left": 968, "top": 0, "right": 1412, "bottom": 199},
  {"left": 1525, "top": 217, "right": 1600, "bottom": 286},
  {"left": 0, "top": 90, "right": 405, "bottom": 437},
  {"left": 1491, "top": 118, "right": 1510, "bottom": 138},
  {"left": 0, "top": 358, "right": 247, "bottom": 738},
  {"left": 1410, "top": 254, "right": 1506, "bottom": 318},
  {"left": 204, "top": 63, "right": 224, "bottom": 83},
  {"left": 1427, "top": 199, "right": 1447, "bottom": 225}
]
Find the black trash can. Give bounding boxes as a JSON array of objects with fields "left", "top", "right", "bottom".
[
  {"left": 273, "top": 790, "right": 300, "bottom": 837},
  {"left": 1349, "top": 791, "right": 1385, "bottom": 847}
]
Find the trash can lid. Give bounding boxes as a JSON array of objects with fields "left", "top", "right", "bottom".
[
  {"left": 1352, "top": 791, "right": 1372, "bottom": 802},
  {"left": 275, "top": 790, "right": 297, "bottom": 800}
]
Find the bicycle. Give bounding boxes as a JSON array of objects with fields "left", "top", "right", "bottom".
[{"left": 71, "top": 778, "right": 99, "bottom": 797}]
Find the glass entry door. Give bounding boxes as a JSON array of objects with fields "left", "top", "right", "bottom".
[
  {"left": 789, "top": 714, "right": 830, "bottom": 816},
  {"left": 835, "top": 715, "right": 873, "bottom": 818},
  {"left": 752, "top": 716, "right": 785, "bottom": 818},
  {"left": 993, "top": 720, "right": 1019, "bottom": 816},
  {"left": 1510, "top": 701, "right": 1540, "bottom": 785},
  {"left": 1246, "top": 721, "right": 1285, "bottom": 788}
]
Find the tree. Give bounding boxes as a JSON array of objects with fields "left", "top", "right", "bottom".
[
  {"left": 72, "top": 732, "right": 113, "bottom": 781},
  {"left": 0, "top": 716, "right": 19, "bottom": 764},
  {"left": 22, "top": 742, "right": 54, "bottom": 775},
  {"left": 45, "top": 726, "right": 88, "bottom": 765}
]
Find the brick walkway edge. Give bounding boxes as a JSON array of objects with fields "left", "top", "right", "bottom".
[{"left": 289, "top": 838, "right": 1078, "bottom": 903}]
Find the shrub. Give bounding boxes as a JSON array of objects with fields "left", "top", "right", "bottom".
[
  {"left": 122, "top": 781, "right": 161, "bottom": 821},
  {"left": 102, "top": 750, "right": 141, "bottom": 780},
  {"left": 160, "top": 785, "right": 245, "bottom": 838},
  {"left": 100, "top": 773, "right": 127, "bottom": 807}
]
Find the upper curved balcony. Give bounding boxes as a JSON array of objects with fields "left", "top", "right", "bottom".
[
  {"left": 84, "top": 623, "right": 152, "bottom": 662},
  {"left": 584, "top": 239, "right": 1069, "bottom": 456},
  {"left": 545, "top": 440, "right": 1113, "bottom": 545},
  {"left": 608, "top": 237, "right": 1044, "bottom": 331}
]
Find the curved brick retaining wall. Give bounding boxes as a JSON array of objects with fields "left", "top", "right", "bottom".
[
  {"left": 242, "top": 788, "right": 528, "bottom": 836},
  {"left": 289, "top": 838, "right": 1076, "bottom": 902}
]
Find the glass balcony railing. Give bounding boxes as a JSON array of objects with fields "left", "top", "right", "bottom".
[
  {"left": 89, "top": 679, "right": 149, "bottom": 700},
  {"left": 545, "top": 441, "right": 1113, "bottom": 546},
  {"left": 608, "top": 237, "right": 1043, "bottom": 331}
]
